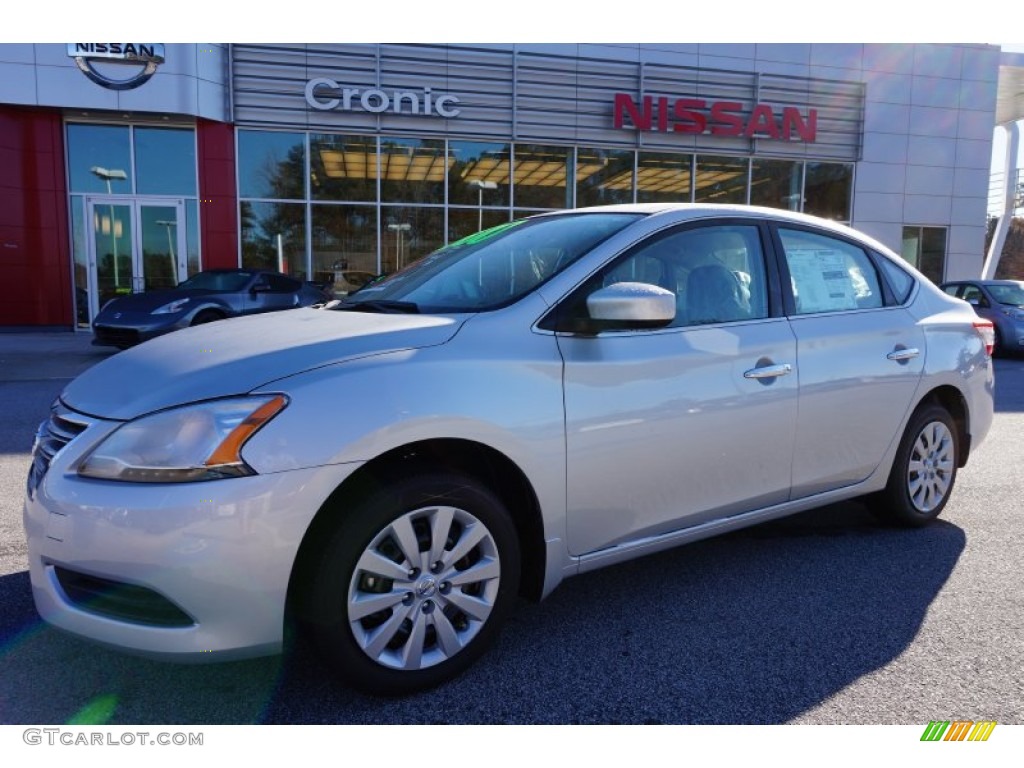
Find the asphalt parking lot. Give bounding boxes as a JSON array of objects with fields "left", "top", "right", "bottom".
[{"left": 0, "top": 332, "right": 1022, "bottom": 725}]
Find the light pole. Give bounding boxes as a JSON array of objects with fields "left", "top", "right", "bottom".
[
  {"left": 91, "top": 166, "right": 128, "bottom": 290},
  {"left": 156, "top": 220, "right": 177, "bottom": 288},
  {"left": 387, "top": 223, "right": 411, "bottom": 270},
  {"left": 467, "top": 180, "right": 498, "bottom": 232}
]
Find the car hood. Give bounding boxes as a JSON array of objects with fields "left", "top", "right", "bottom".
[{"left": 63, "top": 308, "right": 463, "bottom": 420}]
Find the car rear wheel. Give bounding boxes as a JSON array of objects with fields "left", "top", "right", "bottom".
[
  {"left": 302, "top": 472, "right": 520, "bottom": 694},
  {"left": 870, "top": 403, "right": 958, "bottom": 527}
]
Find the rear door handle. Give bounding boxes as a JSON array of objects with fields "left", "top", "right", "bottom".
[
  {"left": 743, "top": 363, "right": 793, "bottom": 380},
  {"left": 887, "top": 348, "right": 920, "bottom": 362}
]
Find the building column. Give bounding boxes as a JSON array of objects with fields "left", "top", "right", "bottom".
[{"left": 197, "top": 119, "right": 238, "bottom": 270}]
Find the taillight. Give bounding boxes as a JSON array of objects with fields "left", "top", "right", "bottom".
[{"left": 973, "top": 319, "right": 995, "bottom": 356}]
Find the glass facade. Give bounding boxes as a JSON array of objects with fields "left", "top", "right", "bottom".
[
  {"left": 65, "top": 123, "right": 199, "bottom": 327},
  {"left": 236, "top": 128, "right": 856, "bottom": 279}
]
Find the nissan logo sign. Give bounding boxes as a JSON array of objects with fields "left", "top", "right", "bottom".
[{"left": 67, "top": 44, "right": 165, "bottom": 91}]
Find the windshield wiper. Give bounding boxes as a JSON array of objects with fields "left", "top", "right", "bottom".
[{"left": 339, "top": 299, "right": 420, "bottom": 314}]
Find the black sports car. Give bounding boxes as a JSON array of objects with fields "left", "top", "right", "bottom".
[{"left": 92, "top": 269, "right": 331, "bottom": 348}]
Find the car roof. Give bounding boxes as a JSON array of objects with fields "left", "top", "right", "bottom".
[
  {"left": 541, "top": 203, "right": 893, "bottom": 255},
  {"left": 941, "top": 279, "right": 1023, "bottom": 286}
]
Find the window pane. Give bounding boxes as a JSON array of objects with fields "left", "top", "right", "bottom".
[
  {"left": 694, "top": 155, "right": 748, "bottom": 204},
  {"left": 135, "top": 127, "right": 196, "bottom": 195},
  {"left": 310, "top": 134, "right": 377, "bottom": 202},
  {"left": 380, "top": 137, "right": 447, "bottom": 204},
  {"left": 240, "top": 201, "right": 307, "bottom": 278},
  {"left": 381, "top": 206, "right": 445, "bottom": 273},
  {"left": 636, "top": 152, "right": 692, "bottom": 203},
  {"left": 750, "top": 159, "right": 802, "bottom": 210},
  {"left": 512, "top": 144, "right": 571, "bottom": 209},
  {"left": 185, "top": 199, "right": 201, "bottom": 276},
  {"left": 449, "top": 140, "right": 511, "bottom": 207},
  {"left": 901, "top": 226, "right": 947, "bottom": 284},
  {"left": 804, "top": 162, "right": 853, "bottom": 221},
  {"left": 448, "top": 208, "right": 511, "bottom": 243},
  {"left": 238, "top": 130, "right": 305, "bottom": 200},
  {"left": 576, "top": 147, "right": 634, "bottom": 207},
  {"left": 920, "top": 227, "right": 947, "bottom": 284},
  {"left": 312, "top": 204, "right": 379, "bottom": 297},
  {"left": 780, "top": 228, "right": 883, "bottom": 314},
  {"left": 67, "top": 124, "right": 132, "bottom": 194}
]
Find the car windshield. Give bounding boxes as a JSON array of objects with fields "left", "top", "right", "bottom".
[
  {"left": 338, "top": 213, "right": 644, "bottom": 312},
  {"left": 178, "top": 271, "right": 254, "bottom": 292},
  {"left": 987, "top": 283, "right": 1024, "bottom": 306}
]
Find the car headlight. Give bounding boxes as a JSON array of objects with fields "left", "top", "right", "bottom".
[
  {"left": 78, "top": 395, "right": 288, "bottom": 483},
  {"left": 152, "top": 298, "right": 191, "bottom": 315}
]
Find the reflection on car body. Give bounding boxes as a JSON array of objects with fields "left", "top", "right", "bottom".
[
  {"left": 91, "top": 268, "right": 331, "bottom": 348},
  {"left": 26, "top": 204, "right": 995, "bottom": 695}
]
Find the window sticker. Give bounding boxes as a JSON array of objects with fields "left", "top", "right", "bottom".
[{"left": 786, "top": 249, "right": 857, "bottom": 313}]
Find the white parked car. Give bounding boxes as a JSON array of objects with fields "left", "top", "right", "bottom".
[{"left": 25, "top": 204, "right": 995, "bottom": 694}]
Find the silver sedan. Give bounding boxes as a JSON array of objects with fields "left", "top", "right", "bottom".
[{"left": 24, "top": 204, "right": 995, "bottom": 694}]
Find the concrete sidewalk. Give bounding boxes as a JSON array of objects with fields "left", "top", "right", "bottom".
[{"left": 0, "top": 331, "right": 116, "bottom": 382}]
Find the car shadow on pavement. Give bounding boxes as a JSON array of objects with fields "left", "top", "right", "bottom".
[
  {"left": 0, "top": 500, "right": 963, "bottom": 725},
  {"left": 265, "top": 501, "right": 966, "bottom": 724}
]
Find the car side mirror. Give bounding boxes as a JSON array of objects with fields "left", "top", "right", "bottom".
[
  {"left": 251, "top": 281, "right": 270, "bottom": 294},
  {"left": 583, "top": 282, "right": 676, "bottom": 332}
]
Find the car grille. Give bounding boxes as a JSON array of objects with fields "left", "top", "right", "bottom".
[
  {"left": 93, "top": 325, "right": 140, "bottom": 347},
  {"left": 27, "top": 405, "right": 89, "bottom": 498},
  {"left": 54, "top": 566, "right": 195, "bottom": 627}
]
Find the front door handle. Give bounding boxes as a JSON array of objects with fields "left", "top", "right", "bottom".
[
  {"left": 743, "top": 363, "right": 793, "bottom": 380},
  {"left": 887, "top": 347, "right": 920, "bottom": 362}
]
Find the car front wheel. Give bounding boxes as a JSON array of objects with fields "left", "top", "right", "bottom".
[
  {"left": 871, "top": 403, "right": 959, "bottom": 527},
  {"left": 302, "top": 472, "right": 520, "bottom": 694}
]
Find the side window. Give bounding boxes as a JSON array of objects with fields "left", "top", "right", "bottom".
[
  {"left": 942, "top": 284, "right": 961, "bottom": 298},
  {"left": 877, "top": 254, "right": 915, "bottom": 304},
  {"left": 779, "top": 228, "right": 883, "bottom": 315},
  {"left": 960, "top": 285, "right": 986, "bottom": 306},
  {"left": 266, "top": 274, "right": 301, "bottom": 293},
  {"left": 600, "top": 224, "right": 769, "bottom": 328}
]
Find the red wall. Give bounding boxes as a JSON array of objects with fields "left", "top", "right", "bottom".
[
  {"left": 197, "top": 119, "right": 238, "bottom": 270},
  {"left": 0, "top": 106, "right": 72, "bottom": 328}
]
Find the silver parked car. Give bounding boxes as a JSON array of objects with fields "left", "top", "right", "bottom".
[{"left": 25, "top": 205, "right": 995, "bottom": 694}]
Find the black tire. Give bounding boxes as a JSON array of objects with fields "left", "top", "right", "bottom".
[
  {"left": 191, "top": 310, "right": 224, "bottom": 326},
  {"left": 870, "top": 403, "right": 959, "bottom": 527},
  {"left": 301, "top": 472, "right": 520, "bottom": 695}
]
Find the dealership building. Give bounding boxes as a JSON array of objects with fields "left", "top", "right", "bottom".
[{"left": 1, "top": 42, "right": 1022, "bottom": 329}]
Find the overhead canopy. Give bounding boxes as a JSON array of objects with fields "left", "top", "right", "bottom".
[{"left": 996, "top": 51, "right": 1024, "bottom": 125}]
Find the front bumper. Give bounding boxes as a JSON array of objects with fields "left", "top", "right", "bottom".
[
  {"left": 92, "top": 313, "right": 188, "bottom": 347},
  {"left": 24, "top": 407, "right": 360, "bottom": 661}
]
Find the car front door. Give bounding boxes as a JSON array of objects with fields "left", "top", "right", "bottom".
[
  {"left": 773, "top": 225, "right": 926, "bottom": 497},
  {"left": 554, "top": 221, "right": 800, "bottom": 557},
  {"left": 246, "top": 273, "right": 303, "bottom": 314}
]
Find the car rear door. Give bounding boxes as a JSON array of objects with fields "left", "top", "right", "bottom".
[
  {"left": 554, "top": 220, "right": 800, "bottom": 557},
  {"left": 771, "top": 224, "right": 926, "bottom": 498}
]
